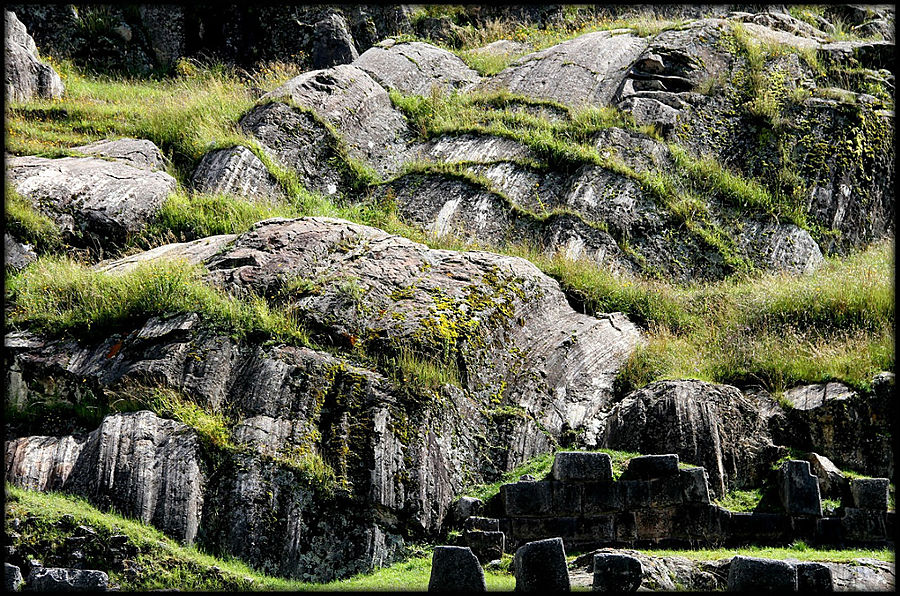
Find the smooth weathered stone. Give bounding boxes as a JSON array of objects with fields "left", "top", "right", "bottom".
[
  {"left": 310, "top": 13, "right": 358, "bottom": 68},
  {"left": 551, "top": 451, "right": 613, "bottom": 483},
  {"left": 261, "top": 64, "right": 413, "bottom": 175},
  {"left": 621, "top": 455, "right": 679, "bottom": 480},
  {"left": 355, "top": 40, "right": 479, "bottom": 96},
  {"left": 5, "top": 563, "right": 24, "bottom": 593},
  {"left": 593, "top": 553, "right": 642, "bottom": 592},
  {"left": 778, "top": 460, "right": 823, "bottom": 517},
  {"left": 6, "top": 155, "right": 176, "bottom": 247},
  {"left": 5, "top": 10, "right": 64, "bottom": 102},
  {"left": 6, "top": 411, "right": 204, "bottom": 544},
  {"left": 482, "top": 30, "right": 648, "bottom": 107},
  {"left": 806, "top": 453, "right": 847, "bottom": 500},
  {"left": 428, "top": 546, "right": 486, "bottom": 592},
  {"left": 27, "top": 568, "right": 109, "bottom": 592},
  {"left": 727, "top": 556, "right": 797, "bottom": 592},
  {"left": 842, "top": 508, "right": 887, "bottom": 541},
  {"left": 464, "top": 530, "right": 505, "bottom": 564},
  {"left": 73, "top": 138, "right": 166, "bottom": 171},
  {"left": 191, "top": 146, "right": 282, "bottom": 200},
  {"left": 513, "top": 537, "right": 570, "bottom": 592},
  {"left": 797, "top": 561, "right": 834, "bottom": 592},
  {"left": 850, "top": 478, "right": 890, "bottom": 510}
]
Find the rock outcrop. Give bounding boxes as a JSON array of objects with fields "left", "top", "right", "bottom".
[
  {"left": 72, "top": 138, "right": 167, "bottom": 171},
  {"left": 6, "top": 153, "right": 176, "bottom": 250},
  {"left": 5, "top": 10, "right": 64, "bottom": 102},
  {"left": 5, "top": 216, "right": 642, "bottom": 580},
  {"left": 191, "top": 146, "right": 283, "bottom": 200},
  {"left": 355, "top": 40, "right": 480, "bottom": 96}
]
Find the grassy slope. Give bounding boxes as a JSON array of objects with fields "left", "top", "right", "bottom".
[{"left": 6, "top": 484, "right": 891, "bottom": 593}]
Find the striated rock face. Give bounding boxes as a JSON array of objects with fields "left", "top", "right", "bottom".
[
  {"left": 772, "top": 381, "right": 893, "bottom": 479},
  {"left": 591, "top": 380, "right": 784, "bottom": 497},
  {"left": 191, "top": 146, "right": 283, "bottom": 200},
  {"left": 355, "top": 40, "right": 480, "bottom": 96},
  {"left": 73, "top": 138, "right": 167, "bottom": 172},
  {"left": 261, "top": 64, "right": 413, "bottom": 176},
  {"left": 6, "top": 411, "right": 203, "bottom": 544},
  {"left": 5, "top": 10, "right": 64, "bottom": 102},
  {"left": 481, "top": 30, "right": 649, "bottom": 107},
  {"left": 5, "top": 154, "right": 176, "bottom": 249},
  {"left": 5, "top": 217, "right": 642, "bottom": 580}
]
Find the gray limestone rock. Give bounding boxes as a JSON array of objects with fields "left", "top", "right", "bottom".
[
  {"left": 5, "top": 155, "right": 176, "bottom": 249},
  {"left": 261, "top": 64, "right": 413, "bottom": 175},
  {"left": 450, "top": 496, "right": 485, "bottom": 527},
  {"left": 4, "top": 233, "right": 37, "bottom": 271},
  {"left": 482, "top": 30, "right": 648, "bottom": 107},
  {"left": 310, "top": 13, "right": 359, "bottom": 69},
  {"left": 239, "top": 101, "right": 346, "bottom": 196},
  {"left": 27, "top": 567, "right": 109, "bottom": 591},
  {"left": 191, "top": 146, "right": 283, "bottom": 201},
  {"left": 514, "top": 537, "right": 570, "bottom": 592},
  {"left": 733, "top": 219, "right": 824, "bottom": 275},
  {"left": 797, "top": 561, "right": 834, "bottom": 592},
  {"left": 727, "top": 556, "right": 797, "bottom": 592},
  {"left": 428, "top": 546, "right": 486, "bottom": 591},
  {"left": 593, "top": 553, "right": 643, "bottom": 591},
  {"left": 6, "top": 411, "right": 204, "bottom": 544},
  {"left": 806, "top": 453, "right": 847, "bottom": 500},
  {"left": 5, "top": 10, "right": 64, "bottom": 102},
  {"left": 355, "top": 40, "right": 480, "bottom": 96},
  {"left": 72, "top": 138, "right": 167, "bottom": 171},
  {"left": 595, "top": 380, "right": 781, "bottom": 497},
  {"left": 778, "top": 460, "right": 823, "bottom": 517}
]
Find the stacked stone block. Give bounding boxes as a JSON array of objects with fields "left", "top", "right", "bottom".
[{"left": 498, "top": 452, "right": 893, "bottom": 550}]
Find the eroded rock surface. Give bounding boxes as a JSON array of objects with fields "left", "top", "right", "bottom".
[
  {"left": 355, "top": 40, "right": 480, "bottom": 96},
  {"left": 261, "top": 64, "right": 413, "bottom": 175},
  {"left": 6, "top": 155, "right": 176, "bottom": 249},
  {"left": 191, "top": 146, "right": 283, "bottom": 200},
  {"left": 72, "top": 138, "right": 167, "bottom": 171}
]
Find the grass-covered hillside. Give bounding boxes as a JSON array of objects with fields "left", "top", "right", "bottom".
[{"left": 4, "top": 3, "right": 895, "bottom": 591}]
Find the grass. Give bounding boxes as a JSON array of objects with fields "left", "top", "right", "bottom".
[
  {"left": 640, "top": 543, "right": 894, "bottom": 563},
  {"left": 5, "top": 256, "right": 312, "bottom": 346},
  {"left": 5, "top": 484, "right": 515, "bottom": 591},
  {"left": 5, "top": 183, "right": 63, "bottom": 252}
]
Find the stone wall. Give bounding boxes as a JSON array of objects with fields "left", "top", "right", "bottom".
[{"left": 462, "top": 453, "right": 893, "bottom": 557}]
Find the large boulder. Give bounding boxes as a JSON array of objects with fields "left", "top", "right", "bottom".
[
  {"left": 27, "top": 568, "right": 109, "bottom": 592},
  {"left": 310, "top": 13, "right": 359, "bottom": 68},
  {"left": 5, "top": 154, "right": 176, "bottom": 250},
  {"left": 5, "top": 217, "right": 641, "bottom": 580},
  {"left": 772, "top": 381, "right": 893, "bottom": 480},
  {"left": 72, "top": 138, "right": 167, "bottom": 171},
  {"left": 481, "top": 30, "right": 648, "bottom": 107},
  {"left": 592, "top": 380, "right": 784, "bottom": 496},
  {"left": 354, "top": 40, "right": 480, "bottom": 96},
  {"left": 260, "top": 64, "right": 414, "bottom": 176},
  {"left": 513, "top": 537, "right": 570, "bottom": 592},
  {"left": 5, "top": 10, "right": 64, "bottom": 102},
  {"left": 428, "top": 546, "right": 486, "bottom": 592}
]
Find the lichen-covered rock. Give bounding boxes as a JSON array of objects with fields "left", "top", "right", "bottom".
[
  {"left": 481, "top": 30, "right": 648, "bottom": 107},
  {"left": 5, "top": 155, "right": 176, "bottom": 249},
  {"left": 6, "top": 411, "right": 203, "bottom": 544},
  {"left": 727, "top": 556, "right": 797, "bottom": 592},
  {"left": 27, "top": 567, "right": 109, "bottom": 592},
  {"left": 261, "top": 64, "right": 413, "bottom": 175},
  {"left": 732, "top": 220, "right": 824, "bottom": 275},
  {"left": 191, "top": 146, "right": 283, "bottom": 200},
  {"left": 592, "top": 380, "right": 784, "bottom": 496},
  {"left": 73, "top": 138, "right": 167, "bottom": 171},
  {"left": 513, "top": 537, "right": 570, "bottom": 592},
  {"left": 355, "top": 40, "right": 479, "bottom": 96},
  {"left": 5, "top": 10, "right": 64, "bottom": 102}
]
